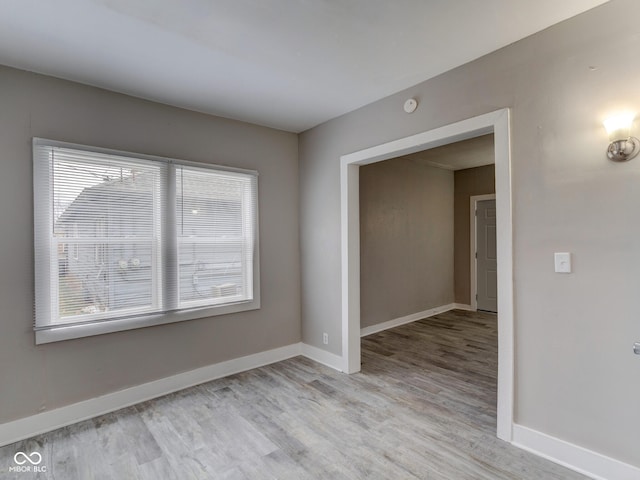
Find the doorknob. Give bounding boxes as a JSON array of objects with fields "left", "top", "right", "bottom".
[{"left": 634, "top": 342, "right": 640, "bottom": 355}]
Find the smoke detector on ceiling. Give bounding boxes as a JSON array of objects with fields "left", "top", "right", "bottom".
[{"left": 403, "top": 98, "right": 418, "bottom": 114}]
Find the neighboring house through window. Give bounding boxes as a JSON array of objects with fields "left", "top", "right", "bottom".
[
  {"left": 33, "top": 139, "right": 260, "bottom": 343},
  {"left": 71, "top": 222, "right": 79, "bottom": 260}
]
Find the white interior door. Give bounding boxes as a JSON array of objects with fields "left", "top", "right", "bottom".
[{"left": 476, "top": 199, "right": 497, "bottom": 313}]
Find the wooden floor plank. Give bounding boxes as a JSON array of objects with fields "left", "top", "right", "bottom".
[{"left": 0, "top": 310, "right": 587, "bottom": 479}]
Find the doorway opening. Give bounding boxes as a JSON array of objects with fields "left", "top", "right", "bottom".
[
  {"left": 340, "top": 109, "right": 513, "bottom": 441},
  {"left": 358, "top": 135, "right": 495, "bottom": 332}
]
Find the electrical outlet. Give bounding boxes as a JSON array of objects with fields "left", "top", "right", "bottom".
[{"left": 323, "top": 333, "right": 329, "bottom": 345}]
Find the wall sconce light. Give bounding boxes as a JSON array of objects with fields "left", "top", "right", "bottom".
[{"left": 603, "top": 112, "right": 640, "bottom": 162}]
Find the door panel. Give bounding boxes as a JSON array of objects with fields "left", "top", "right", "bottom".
[{"left": 477, "top": 199, "right": 497, "bottom": 312}]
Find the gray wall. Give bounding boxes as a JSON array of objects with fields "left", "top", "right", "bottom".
[
  {"left": 454, "top": 164, "right": 495, "bottom": 305},
  {"left": 299, "top": 0, "right": 640, "bottom": 467},
  {"left": 359, "top": 158, "right": 454, "bottom": 329},
  {"left": 0, "top": 65, "right": 300, "bottom": 424}
]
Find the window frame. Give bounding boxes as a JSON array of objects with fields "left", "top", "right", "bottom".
[{"left": 33, "top": 138, "right": 260, "bottom": 344}]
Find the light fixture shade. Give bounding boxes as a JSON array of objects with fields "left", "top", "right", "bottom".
[
  {"left": 604, "top": 112, "right": 640, "bottom": 162},
  {"left": 603, "top": 112, "right": 635, "bottom": 141}
]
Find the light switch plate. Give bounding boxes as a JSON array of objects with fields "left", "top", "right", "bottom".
[{"left": 554, "top": 252, "right": 571, "bottom": 273}]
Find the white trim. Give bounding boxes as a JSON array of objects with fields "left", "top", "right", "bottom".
[
  {"left": 0, "top": 343, "right": 302, "bottom": 448},
  {"left": 470, "top": 193, "right": 496, "bottom": 311},
  {"left": 33, "top": 137, "right": 259, "bottom": 177},
  {"left": 340, "top": 108, "right": 514, "bottom": 441},
  {"left": 340, "top": 161, "right": 362, "bottom": 373},
  {"left": 513, "top": 425, "right": 640, "bottom": 480},
  {"left": 452, "top": 303, "right": 474, "bottom": 311},
  {"left": 35, "top": 302, "right": 262, "bottom": 344},
  {"left": 300, "top": 343, "right": 344, "bottom": 372},
  {"left": 360, "top": 303, "right": 456, "bottom": 337}
]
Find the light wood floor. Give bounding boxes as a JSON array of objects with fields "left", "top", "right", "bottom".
[{"left": 0, "top": 310, "right": 587, "bottom": 479}]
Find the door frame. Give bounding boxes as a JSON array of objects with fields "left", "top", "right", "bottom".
[
  {"left": 470, "top": 194, "right": 497, "bottom": 312},
  {"left": 340, "top": 108, "right": 513, "bottom": 442}
]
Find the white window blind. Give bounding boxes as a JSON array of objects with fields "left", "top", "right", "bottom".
[
  {"left": 176, "top": 166, "right": 255, "bottom": 308},
  {"left": 33, "top": 139, "right": 259, "bottom": 344}
]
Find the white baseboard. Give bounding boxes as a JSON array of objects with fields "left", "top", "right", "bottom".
[
  {"left": 360, "top": 303, "right": 458, "bottom": 337},
  {"left": 512, "top": 424, "right": 640, "bottom": 480},
  {"left": 0, "top": 343, "right": 303, "bottom": 448},
  {"left": 300, "top": 343, "right": 344, "bottom": 372},
  {"left": 4, "top": 343, "right": 637, "bottom": 480},
  {"left": 453, "top": 303, "right": 474, "bottom": 311}
]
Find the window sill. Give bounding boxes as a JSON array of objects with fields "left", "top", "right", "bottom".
[{"left": 35, "top": 297, "right": 260, "bottom": 344}]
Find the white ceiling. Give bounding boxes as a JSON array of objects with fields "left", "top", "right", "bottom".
[
  {"left": 401, "top": 134, "right": 495, "bottom": 171},
  {"left": 0, "top": 0, "right": 609, "bottom": 133}
]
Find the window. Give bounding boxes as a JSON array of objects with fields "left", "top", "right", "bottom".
[{"left": 33, "top": 139, "right": 259, "bottom": 344}]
